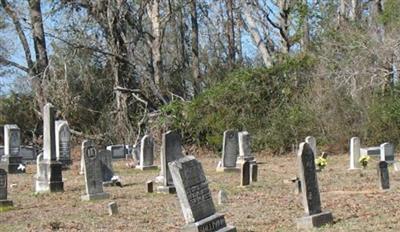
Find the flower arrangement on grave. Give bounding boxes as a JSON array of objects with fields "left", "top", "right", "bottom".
[
  {"left": 315, "top": 156, "right": 327, "bottom": 170},
  {"left": 359, "top": 155, "right": 370, "bottom": 168}
]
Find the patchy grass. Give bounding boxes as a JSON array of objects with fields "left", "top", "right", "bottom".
[{"left": 0, "top": 147, "right": 400, "bottom": 231}]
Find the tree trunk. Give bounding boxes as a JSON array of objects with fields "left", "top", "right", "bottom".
[
  {"left": 190, "top": 0, "right": 201, "bottom": 94},
  {"left": 148, "top": 0, "right": 162, "bottom": 87},
  {"left": 226, "top": 0, "right": 235, "bottom": 67}
]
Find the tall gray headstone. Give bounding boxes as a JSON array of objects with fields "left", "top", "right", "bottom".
[
  {"left": 0, "top": 169, "right": 13, "bottom": 207},
  {"left": 377, "top": 161, "right": 390, "bottom": 190},
  {"left": 98, "top": 150, "right": 114, "bottom": 184},
  {"left": 136, "top": 135, "right": 157, "bottom": 170},
  {"left": 81, "top": 140, "right": 109, "bottom": 201},
  {"left": 349, "top": 137, "right": 361, "bottom": 170},
  {"left": 237, "top": 131, "right": 255, "bottom": 162},
  {"left": 157, "top": 131, "right": 184, "bottom": 194},
  {"left": 216, "top": 130, "right": 240, "bottom": 172},
  {"left": 169, "top": 156, "right": 236, "bottom": 232},
  {"left": 55, "top": 120, "right": 72, "bottom": 167},
  {"left": 296, "top": 142, "right": 333, "bottom": 230},
  {"left": 2, "top": 124, "right": 23, "bottom": 173},
  {"left": 380, "top": 143, "right": 395, "bottom": 163},
  {"left": 305, "top": 136, "right": 317, "bottom": 156}
]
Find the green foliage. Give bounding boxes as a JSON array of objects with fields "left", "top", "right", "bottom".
[
  {"left": 160, "top": 56, "right": 316, "bottom": 153},
  {"left": 379, "top": 0, "right": 400, "bottom": 28}
]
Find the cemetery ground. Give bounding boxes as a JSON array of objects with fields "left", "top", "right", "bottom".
[{"left": 1, "top": 147, "right": 400, "bottom": 231}]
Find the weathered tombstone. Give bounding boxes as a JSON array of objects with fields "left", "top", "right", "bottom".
[
  {"left": 131, "top": 143, "right": 140, "bottom": 161},
  {"left": 169, "top": 156, "right": 236, "bottom": 232},
  {"left": 380, "top": 143, "right": 395, "bottom": 163},
  {"left": 106, "top": 145, "right": 126, "bottom": 159},
  {"left": 80, "top": 140, "right": 91, "bottom": 175},
  {"left": 136, "top": 135, "right": 157, "bottom": 170},
  {"left": 250, "top": 163, "right": 258, "bottom": 182},
  {"left": 108, "top": 202, "right": 118, "bottom": 216},
  {"left": 296, "top": 142, "right": 333, "bottom": 229},
  {"left": 240, "top": 160, "right": 251, "bottom": 186},
  {"left": 216, "top": 130, "right": 240, "bottom": 172},
  {"left": 2, "top": 124, "right": 23, "bottom": 174},
  {"left": 237, "top": 131, "right": 255, "bottom": 163},
  {"left": 81, "top": 140, "right": 110, "bottom": 201},
  {"left": 157, "top": 131, "right": 184, "bottom": 194},
  {"left": 0, "top": 169, "right": 13, "bottom": 207},
  {"left": 349, "top": 137, "right": 361, "bottom": 170},
  {"left": 98, "top": 150, "right": 114, "bottom": 185},
  {"left": 360, "top": 146, "right": 380, "bottom": 156},
  {"left": 35, "top": 153, "right": 49, "bottom": 193},
  {"left": 146, "top": 180, "right": 154, "bottom": 193},
  {"left": 377, "top": 161, "right": 390, "bottom": 190},
  {"left": 218, "top": 190, "right": 228, "bottom": 205},
  {"left": 20, "top": 146, "right": 37, "bottom": 163},
  {"left": 305, "top": 136, "right": 317, "bottom": 156},
  {"left": 36, "top": 104, "right": 64, "bottom": 192},
  {"left": 55, "top": 120, "right": 72, "bottom": 167}
]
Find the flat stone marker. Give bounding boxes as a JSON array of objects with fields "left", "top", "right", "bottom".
[
  {"left": 106, "top": 145, "right": 126, "bottom": 159},
  {"left": 0, "top": 169, "right": 13, "bottom": 207},
  {"left": 36, "top": 104, "right": 64, "bottom": 192},
  {"left": 108, "top": 202, "right": 118, "bottom": 216},
  {"left": 380, "top": 143, "right": 395, "bottom": 163},
  {"left": 349, "top": 137, "right": 361, "bottom": 170},
  {"left": 157, "top": 131, "right": 184, "bottom": 194},
  {"left": 240, "top": 160, "right": 250, "bottom": 186},
  {"left": 296, "top": 142, "right": 333, "bottom": 230},
  {"left": 136, "top": 135, "right": 157, "bottom": 170},
  {"left": 98, "top": 150, "right": 114, "bottom": 185},
  {"left": 169, "top": 156, "right": 236, "bottom": 232},
  {"left": 216, "top": 130, "right": 240, "bottom": 172},
  {"left": 305, "top": 136, "right": 317, "bottom": 156},
  {"left": 2, "top": 124, "right": 24, "bottom": 174},
  {"left": 55, "top": 120, "right": 72, "bottom": 167},
  {"left": 377, "top": 161, "right": 390, "bottom": 190},
  {"left": 81, "top": 140, "right": 110, "bottom": 201}
]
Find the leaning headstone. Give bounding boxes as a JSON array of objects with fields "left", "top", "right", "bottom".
[
  {"left": 296, "top": 142, "right": 333, "bottom": 229},
  {"left": 157, "top": 131, "right": 184, "bottom": 194},
  {"left": 136, "top": 135, "right": 157, "bottom": 170},
  {"left": 216, "top": 130, "right": 240, "bottom": 172},
  {"left": 305, "top": 136, "right": 317, "bottom": 156},
  {"left": 108, "top": 202, "right": 118, "bottom": 216},
  {"left": 36, "top": 104, "right": 64, "bottom": 192},
  {"left": 98, "top": 150, "right": 114, "bottom": 185},
  {"left": 81, "top": 140, "right": 109, "bottom": 201},
  {"left": 349, "top": 137, "right": 361, "bottom": 170},
  {"left": 377, "top": 161, "right": 390, "bottom": 190},
  {"left": 55, "top": 120, "right": 72, "bottom": 167},
  {"left": 240, "top": 160, "right": 251, "bottom": 186},
  {"left": 106, "top": 145, "right": 126, "bottom": 159},
  {"left": 0, "top": 169, "right": 13, "bottom": 207},
  {"left": 380, "top": 143, "right": 395, "bottom": 163},
  {"left": 2, "top": 124, "right": 23, "bottom": 174},
  {"left": 169, "top": 156, "right": 236, "bottom": 231}
]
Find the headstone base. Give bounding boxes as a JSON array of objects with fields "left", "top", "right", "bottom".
[
  {"left": 216, "top": 166, "right": 240, "bottom": 173},
  {"left": 0, "top": 200, "right": 13, "bottom": 207},
  {"left": 49, "top": 162, "right": 64, "bottom": 192},
  {"left": 296, "top": 211, "right": 333, "bottom": 230},
  {"left": 59, "top": 159, "right": 73, "bottom": 169},
  {"left": 135, "top": 165, "right": 158, "bottom": 171},
  {"left": 81, "top": 192, "right": 110, "bottom": 201},
  {"left": 183, "top": 213, "right": 237, "bottom": 232},
  {"left": 156, "top": 185, "right": 176, "bottom": 194}
]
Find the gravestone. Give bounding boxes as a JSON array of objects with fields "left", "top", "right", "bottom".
[
  {"left": 98, "top": 150, "right": 114, "bottom": 185},
  {"left": 108, "top": 202, "right": 118, "bottom": 216},
  {"left": 35, "top": 153, "right": 49, "bottom": 193},
  {"left": 349, "top": 137, "right": 361, "bottom": 170},
  {"left": 305, "top": 136, "right": 317, "bottom": 156},
  {"left": 360, "top": 146, "right": 380, "bottom": 156},
  {"left": 2, "top": 124, "right": 23, "bottom": 174},
  {"left": 296, "top": 142, "right": 333, "bottom": 229},
  {"left": 157, "top": 131, "right": 184, "bottom": 194},
  {"left": 131, "top": 143, "right": 140, "bottom": 161},
  {"left": 218, "top": 190, "right": 228, "bottom": 205},
  {"left": 81, "top": 140, "right": 110, "bottom": 201},
  {"left": 36, "top": 104, "right": 64, "bottom": 192},
  {"left": 80, "top": 140, "right": 91, "bottom": 175},
  {"left": 237, "top": 131, "right": 255, "bottom": 163},
  {"left": 240, "top": 160, "right": 250, "bottom": 186},
  {"left": 136, "top": 135, "right": 157, "bottom": 170},
  {"left": 20, "top": 146, "right": 37, "bottom": 163},
  {"left": 216, "top": 130, "right": 240, "bottom": 172},
  {"left": 380, "top": 143, "right": 395, "bottom": 163},
  {"left": 251, "top": 163, "right": 258, "bottom": 182},
  {"left": 0, "top": 146, "right": 3, "bottom": 159},
  {"left": 106, "top": 145, "right": 126, "bottom": 159},
  {"left": 377, "top": 161, "right": 390, "bottom": 190},
  {"left": 146, "top": 180, "right": 154, "bottom": 193},
  {"left": 0, "top": 169, "right": 13, "bottom": 207},
  {"left": 169, "top": 156, "right": 236, "bottom": 232},
  {"left": 55, "top": 120, "right": 72, "bottom": 167}
]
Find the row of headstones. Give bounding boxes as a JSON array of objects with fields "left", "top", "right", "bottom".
[{"left": 1, "top": 120, "right": 71, "bottom": 173}]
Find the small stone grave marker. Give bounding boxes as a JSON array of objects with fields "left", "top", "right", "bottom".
[
  {"left": 0, "top": 169, "right": 13, "bottom": 207},
  {"left": 377, "top": 161, "right": 390, "bottom": 190}
]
